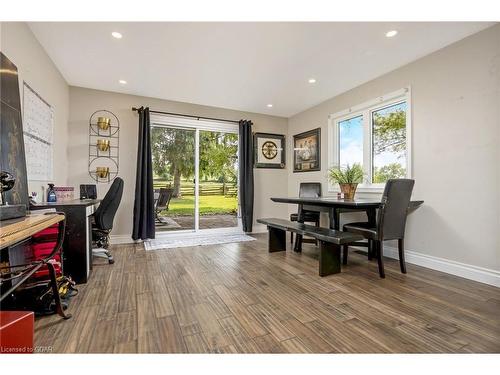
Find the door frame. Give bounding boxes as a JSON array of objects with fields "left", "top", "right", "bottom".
[{"left": 150, "top": 114, "right": 242, "bottom": 237}]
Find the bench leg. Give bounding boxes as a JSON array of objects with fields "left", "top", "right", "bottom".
[
  {"left": 268, "top": 227, "right": 286, "bottom": 253},
  {"left": 318, "top": 241, "right": 341, "bottom": 277}
]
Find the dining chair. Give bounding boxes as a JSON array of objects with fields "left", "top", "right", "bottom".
[
  {"left": 290, "top": 182, "right": 321, "bottom": 244},
  {"left": 342, "top": 179, "right": 415, "bottom": 278}
]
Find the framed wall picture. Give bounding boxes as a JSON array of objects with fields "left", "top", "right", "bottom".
[
  {"left": 293, "top": 127, "right": 321, "bottom": 172},
  {"left": 254, "top": 132, "right": 285, "bottom": 169}
]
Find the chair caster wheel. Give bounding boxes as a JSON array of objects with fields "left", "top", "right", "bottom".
[{"left": 108, "top": 258, "right": 115, "bottom": 264}]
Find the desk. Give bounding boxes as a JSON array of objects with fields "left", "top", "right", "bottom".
[
  {"left": 31, "top": 199, "right": 100, "bottom": 284},
  {"left": 270, "top": 196, "right": 424, "bottom": 252},
  {"left": 1, "top": 214, "right": 64, "bottom": 248},
  {"left": 0, "top": 213, "right": 70, "bottom": 319}
]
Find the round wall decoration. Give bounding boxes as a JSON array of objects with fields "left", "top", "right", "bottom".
[
  {"left": 261, "top": 140, "right": 278, "bottom": 160},
  {"left": 253, "top": 132, "right": 285, "bottom": 169}
]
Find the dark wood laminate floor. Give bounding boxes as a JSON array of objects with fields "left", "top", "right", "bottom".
[{"left": 34, "top": 234, "right": 500, "bottom": 353}]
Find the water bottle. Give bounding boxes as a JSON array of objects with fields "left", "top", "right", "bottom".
[{"left": 47, "top": 183, "right": 57, "bottom": 203}]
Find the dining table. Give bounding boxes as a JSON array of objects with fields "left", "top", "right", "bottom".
[{"left": 270, "top": 196, "right": 424, "bottom": 252}]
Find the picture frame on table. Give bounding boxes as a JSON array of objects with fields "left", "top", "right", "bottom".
[
  {"left": 293, "top": 127, "right": 321, "bottom": 172},
  {"left": 253, "top": 132, "right": 285, "bottom": 169}
]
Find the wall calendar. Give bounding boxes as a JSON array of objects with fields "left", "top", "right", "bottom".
[{"left": 22, "top": 82, "right": 54, "bottom": 181}]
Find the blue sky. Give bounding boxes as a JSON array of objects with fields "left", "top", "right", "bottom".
[
  {"left": 339, "top": 115, "right": 363, "bottom": 166},
  {"left": 339, "top": 101, "right": 406, "bottom": 172}
]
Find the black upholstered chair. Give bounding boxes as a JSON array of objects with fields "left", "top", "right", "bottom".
[
  {"left": 342, "top": 179, "right": 415, "bottom": 278},
  {"left": 290, "top": 182, "right": 321, "bottom": 244},
  {"left": 92, "top": 177, "right": 124, "bottom": 264}
]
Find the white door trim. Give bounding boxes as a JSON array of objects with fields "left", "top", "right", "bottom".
[{"left": 150, "top": 114, "right": 242, "bottom": 237}]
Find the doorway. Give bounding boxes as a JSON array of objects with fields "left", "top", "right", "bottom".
[{"left": 150, "top": 115, "right": 241, "bottom": 234}]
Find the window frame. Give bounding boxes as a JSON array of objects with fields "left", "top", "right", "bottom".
[{"left": 328, "top": 87, "right": 412, "bottom": 194}]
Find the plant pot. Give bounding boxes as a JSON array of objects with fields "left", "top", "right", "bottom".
[
  {"left": 97, "top": 117, "right": 111, "bottom": 130},
  {"left": 96, "top": 167, "right": 109, "bottom": 179},
  {"left": 97, "top": 139, "right": 110, "bottom": 151},
  {"left": 339, "top": 183, "right": 358, "bottom": 200}
]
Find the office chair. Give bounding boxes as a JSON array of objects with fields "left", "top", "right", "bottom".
[{"left": 92, "top": 177, "right": 124, "bottom": 264}]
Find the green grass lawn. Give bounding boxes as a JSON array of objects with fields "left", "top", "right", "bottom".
[{"left": 163, "top": 195, "right": 238, "bottom": 216}]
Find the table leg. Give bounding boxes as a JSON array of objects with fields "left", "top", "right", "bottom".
[
  {"left": 47, "top": 262, "right": 71, "bottom": 319},
  {"left": 293, "top": 205, "right": 304, "bottom": 252},
  {"left": 329, "top": 208, "right": 340, "bottom": 230},
  {"left": 366, "top": 208, "right": 377, "bottom": 226}
]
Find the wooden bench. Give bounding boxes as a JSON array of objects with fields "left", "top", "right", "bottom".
[{"left": 257, "top": 218, "right": 364, "bottom": 277}]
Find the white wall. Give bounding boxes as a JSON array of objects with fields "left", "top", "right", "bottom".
[
  {"left": 287, "top": 25, "right": 500, "bottom": 274},
  {"left": 3, "top": 21, "right": 498, "bottom": 284},
  {"left": 0, "top": 22, "right": 69, "bottom": 194},
  {"left": 68, "top": 86, "right": 289, "bottom": 238}
]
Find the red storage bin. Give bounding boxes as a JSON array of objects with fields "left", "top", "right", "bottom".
[
  {"left": 33, "top": 259, "right": 62, "bottom": 279},
  {"left": 32, "top": 241, "right": 59, "bottom": 259},
  {"left": 31, "top": 224, "right": 59, "bottom": 242},
  {"left": 29, "top": 224, "right": 63, "bottom": 280}
]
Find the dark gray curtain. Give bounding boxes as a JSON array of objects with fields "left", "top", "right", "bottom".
[
  {"left": 132, "top": 107, "right": 155, "bottom": 240},
  {"left": 239, "top": 120, "right": 254, "bottom": 232}
]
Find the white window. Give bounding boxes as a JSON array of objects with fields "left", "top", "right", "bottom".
[{"left": 328, "top": 88, "right": 412, "bottom": 193}]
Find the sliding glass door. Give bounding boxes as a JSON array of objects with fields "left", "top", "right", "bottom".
[
  {"left": 150, "top": 117, "right": 240, "bottom": 234},
  {"left": 199, "top": 130, "right": 239, "bottom": 230},
  {"left": 151, "top": 126, "right": 196, "bottom": 232}
]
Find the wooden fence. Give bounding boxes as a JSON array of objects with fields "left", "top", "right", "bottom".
[{"left": 153, "top": 182, "right": 237, "bottom": 197}]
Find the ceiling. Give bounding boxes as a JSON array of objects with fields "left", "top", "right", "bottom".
[{"left": 29, "top": 22, "right": 493, "bottom": 117}]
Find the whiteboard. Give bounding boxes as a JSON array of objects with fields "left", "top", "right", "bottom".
[{"left": 23, "top": 83, "right": 53, "bottom": 181}]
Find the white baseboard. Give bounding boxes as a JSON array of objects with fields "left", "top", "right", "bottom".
[
  {"left": 110, "top": 234, "right": 136, "bottom": 245},
  {"left": 375, "top": 245, "right": 500, "bottom": 288},
  {"left": 250, "top": 223, "right": 268, "bottom": 234}
]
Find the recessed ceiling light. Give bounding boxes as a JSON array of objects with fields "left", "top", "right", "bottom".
[
  {"left": 385, "top": 30, "right": 398, "bottom": 38},
  {"left": 308, "top": 78, "right": 316, "bottom": 84},
  {"left": 267, "top": 104, "right": 273, "bottom": 108},
  {"left": 111, "top": 32, "right": 123, "bottom": 39},
  {"left": 119, "top": 79, "right": 127, "bottom": 84}
]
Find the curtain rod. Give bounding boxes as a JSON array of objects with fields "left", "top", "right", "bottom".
[{"left": 131, "top": 106, "right": 240, "bottom": 124}]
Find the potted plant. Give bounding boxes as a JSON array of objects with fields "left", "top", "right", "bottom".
[{"left": 328, "top": 163, "right": 364, "bottom": 200}]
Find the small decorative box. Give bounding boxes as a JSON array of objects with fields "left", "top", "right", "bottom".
[{"left": 53, "top": 186, "right": 74, "bottom": 202}]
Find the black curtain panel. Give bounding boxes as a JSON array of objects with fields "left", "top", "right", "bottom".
[
  {"left": 239, "top": 120, "right": 254, "bottom": 232},
  {"left": 132, "top": 107, "right": 155, "bottom": 240}
]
